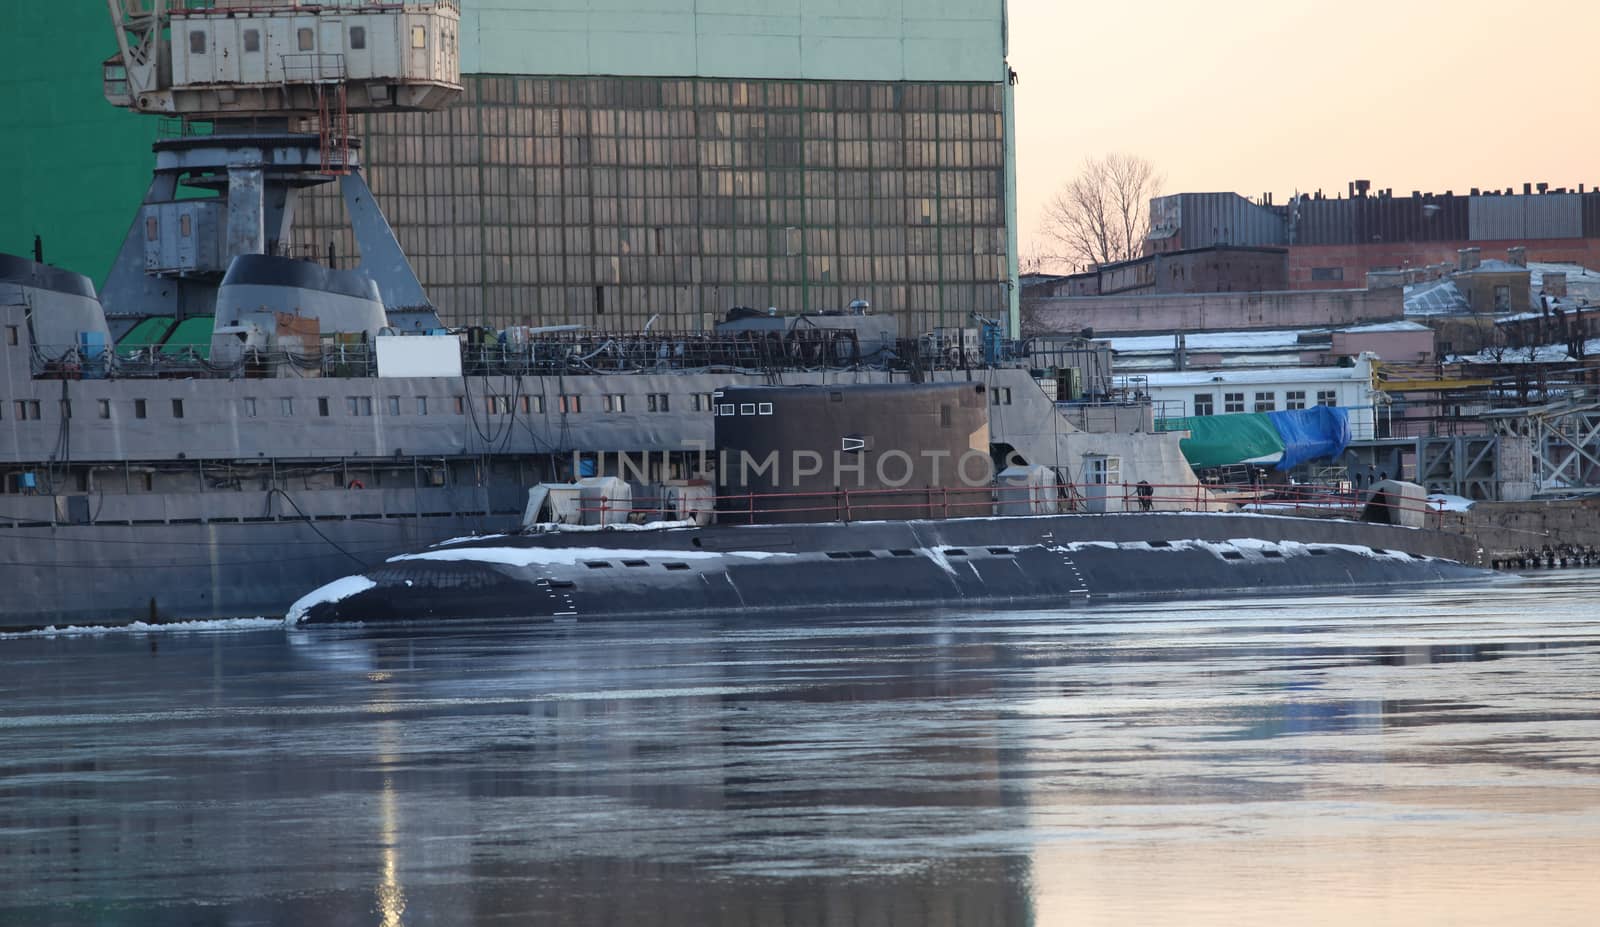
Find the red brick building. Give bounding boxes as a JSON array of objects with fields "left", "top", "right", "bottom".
[{"left": 1145, "top": 184, "right": 1600, "bottom": 290}]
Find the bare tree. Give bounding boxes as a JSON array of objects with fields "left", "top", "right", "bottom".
[{"left": 1040, "top": 154, "right": 1163, "bottom": 272}]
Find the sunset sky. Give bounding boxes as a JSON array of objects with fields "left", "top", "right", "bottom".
[{"left": 1007, "top": 0, "right": 1600, "bottom": 257}]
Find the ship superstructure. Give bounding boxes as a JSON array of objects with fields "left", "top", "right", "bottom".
[{"left": 0, "top": 1, "right": 1323, "bottom": 628}]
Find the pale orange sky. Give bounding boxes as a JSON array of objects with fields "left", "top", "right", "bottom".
[{"left": 1009, "top": 0, "right": 1600, "bottom": 258}]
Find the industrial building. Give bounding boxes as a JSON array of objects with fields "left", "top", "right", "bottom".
[
  {"left": 1, "top": 0, "right": 1018, "bottom": 335},
  {"left": 1146, "top": 183, "right": 1600, "bottom": 291},
  {"left": 1034, "top": 245, "right": 1289, "bottom": 298}
]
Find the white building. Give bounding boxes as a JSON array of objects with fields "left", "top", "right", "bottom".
[{"left": 1136, "top": 355, "right": 1381, "bottom": 440}]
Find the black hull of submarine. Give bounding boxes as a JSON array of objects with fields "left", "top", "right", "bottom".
[{"left": 288, "top": 512, "right": 1491, "bottom": 624}]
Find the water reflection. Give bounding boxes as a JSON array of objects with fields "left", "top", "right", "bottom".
[{"left": 1, "top": 574, "right": 1598, "bottom": 924}]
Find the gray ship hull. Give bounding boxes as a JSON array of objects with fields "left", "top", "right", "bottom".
[
  {"left": 0, "top": 515, "right": 520, "bottom": 628},
  {"left": 290, "top": 512, "right": 1491, "bottom": 625}
]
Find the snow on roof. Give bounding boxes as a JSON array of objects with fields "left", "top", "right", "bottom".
[
  {"left": 1108, "top": 329, "right": 1318, "bottom": 353},
  {"left": 1529, "top": 261, "right": 1600, "bottom": 286},
  {"left": 1449, "top": 338, "right": 1600, "bottom": 364},
  {"left": 1337, "top": 320, "right": 1432, "bottom": 333},
  {"left": 1141, "top": 364, "right": 1368, "bottom": 388},
  {"left": 1456, "top": 258, "right": 1529, "bottom": 275},
  {"left": 1110, "top": 320, "right": 1426, "bottom": 355},
  {"left": 1404, "top": 278, "right": 1470, "bottom": 316}
]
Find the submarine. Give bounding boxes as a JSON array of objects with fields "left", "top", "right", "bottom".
[{"left": 287, "top": 383, "right": 1491, "bottom": 624}]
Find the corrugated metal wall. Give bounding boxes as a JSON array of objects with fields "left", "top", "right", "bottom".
[
  {"left": 1293, "top": 194, "right": 1469, "bottom": 245},
  {"left": 1468, "top": 194, "right": 1582, "bottom": 241},
  {"left": 1176, "top": 194, "right": 1284, "bottom": 248},
  {"left": 296, "top": 75, "right": 1009, "bottom": 333}
]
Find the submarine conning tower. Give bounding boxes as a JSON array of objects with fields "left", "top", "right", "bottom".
[{"left": 713, "top": 382, "right": 992, "bottom": 525}]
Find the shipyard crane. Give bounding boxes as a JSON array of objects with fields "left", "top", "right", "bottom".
[{"left": 97, "top": 0, "right": 462, "bottom": 325}]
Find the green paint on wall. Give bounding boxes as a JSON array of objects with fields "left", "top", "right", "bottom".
[{"left": 0, "top": 3, "right": 158, "bottom": 285}]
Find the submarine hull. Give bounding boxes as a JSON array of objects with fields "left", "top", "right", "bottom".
[{"left": 289, "top": 512, "right": 1490, "bottom": 624}]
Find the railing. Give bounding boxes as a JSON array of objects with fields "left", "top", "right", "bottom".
[
  {"left": 174, "top": 1, "right": 459, "bottom": 11},
  {"left": 566, "top": 480, "right": 1449, "bottom": 530},
  {"left": 280, "top": 53, "right": 346, "bottom": 84},
  {"left": 33, "top": 327, "right": 993, "bottom": 381}
]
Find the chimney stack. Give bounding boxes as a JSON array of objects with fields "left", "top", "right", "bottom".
[
  {"left": 1508, "top": 246, "right": 1527, "bottom": 268},
  {"left": 1457, "top": 247, "right": 1482, "bottom": 272}
]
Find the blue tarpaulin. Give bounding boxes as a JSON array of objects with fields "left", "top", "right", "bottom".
[{"left": 1266, "top": 406, "right": 1351, "bottom": 470}]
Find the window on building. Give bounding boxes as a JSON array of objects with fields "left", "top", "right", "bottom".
[
  {"left": 1193, "top": 393, "right": 1214, "bottom": 417},
  {"left": 179, "top": 214, "right": 191, "bottom": 238},
  {"left": 242, "top": 397, "right": 257, "bottom": 418},
  {"left": 1317, "top": 390, "right": 1337, "bottom": 407},
  {"left": 411, "top": 25, "right": 427, "bottom": 48},
  {"left": 388, "top": 396, "right": 400, "bottom": 416},
  {"left": 1286, "top": 391, "right": 1307, "bottom": 411},
  {"left": 1494, "top": 285, "right": 1511, "bottom": 311},
  {"left": 647, "top": 393, "right": 670, "bottom": 412},
  {"left": 60, "top": 400, "right": 71, "bottom": 420},
  {"left": 298, "top": 28, "right": 314, "bottom": 51},
  {"left": 991, "top": 387, "right": 1012, "bottom": 406},
  {"left": 347, "top": 396, "right": 373, "bottom": 416},
  {"left": 559, "top": 394, "right": 582, "bottom": 414},
  {"left": 1253, "top": 392, "right": 1276, "bottom": 413},
  {"left": 603, "top": 394, "right": 627, "bottom": 413},
  {"left": 1224, "top": 392, "right": 1245, "bottom": 414},
  {"left": 134, "top": 399, "right": 147, "bottom": 419},
  {"left": 1311, "top": 267, "right": 1344, "bottom": 282},
  {"left": 281, "top": 398, "right": 294, "bottom": 416},
  {"left": 98, "top": 399, "right": 111, "bottom": 420},
  {"left": 145, "top": 218, "right": 158, "bottom": 241},
  {"left": 692, "top": 393, "right": 714, "bottom": 412},
  {"left": 243, "top": 29, "right": 260, "bottom": 53},
  {"left": 416, "top": 396, "right": 427, "bottom": 415},
  {"left": 171, "top": 399, "right": 184, "bottom": 419},
  {"left": 487, "top": 396, "right": 509, "bottom": 415},
  {"left": 349, "top": 26, "right": 366, "bottom": 50},
  {"left": 6, "top": 326, "right": 17, "bottom": 346},
  {"left": 317, "top": 397, "right": 330, "bottom": 417},
  {"left": 453, "top": 396, "right": 464, "bottom": 415},
  {"left": 189, "top": 31, "right": 206, "bottom": 54}
]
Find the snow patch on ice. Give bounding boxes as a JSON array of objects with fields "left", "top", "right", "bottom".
[
  {"left": 435, "top": 533, "right": 509, "bottom": 546},
  {"left": 285, "top": 575, "right": 378, "bottom": 624},
  {"left": 0, "top": 618, "right": 286, "bottom": 640}
]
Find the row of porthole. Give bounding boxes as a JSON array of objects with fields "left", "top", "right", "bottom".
[
  {"left": 583, "top": 560, "right": 691, "bottom": 570},
  {"left": 712, "top": 402, "right": 774, "bottom": 417},
  {"left": 824, "top": 547, "right": 1014, "bottom": 560},
  {"left": 1214, "top": 545, "right": 1416, "bottom": 562}
]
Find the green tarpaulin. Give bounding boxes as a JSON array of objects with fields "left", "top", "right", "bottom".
[
  {"left": 115, "top": 316, "right": 175, "bottom": 356},
  {"left": 1167, "top": 413, "right": 1286, "bottom": 470},
  {"left": 158, "top": 316, "right": 214, "bottom": 360}
]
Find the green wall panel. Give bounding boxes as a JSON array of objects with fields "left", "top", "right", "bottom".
[{"left": 0, "top": 1, "right": 158, "bottom": 286}]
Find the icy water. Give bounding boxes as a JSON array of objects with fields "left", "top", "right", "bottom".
[{"left": 2, "top": 575, "right": 1599, "bottom": 926}]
